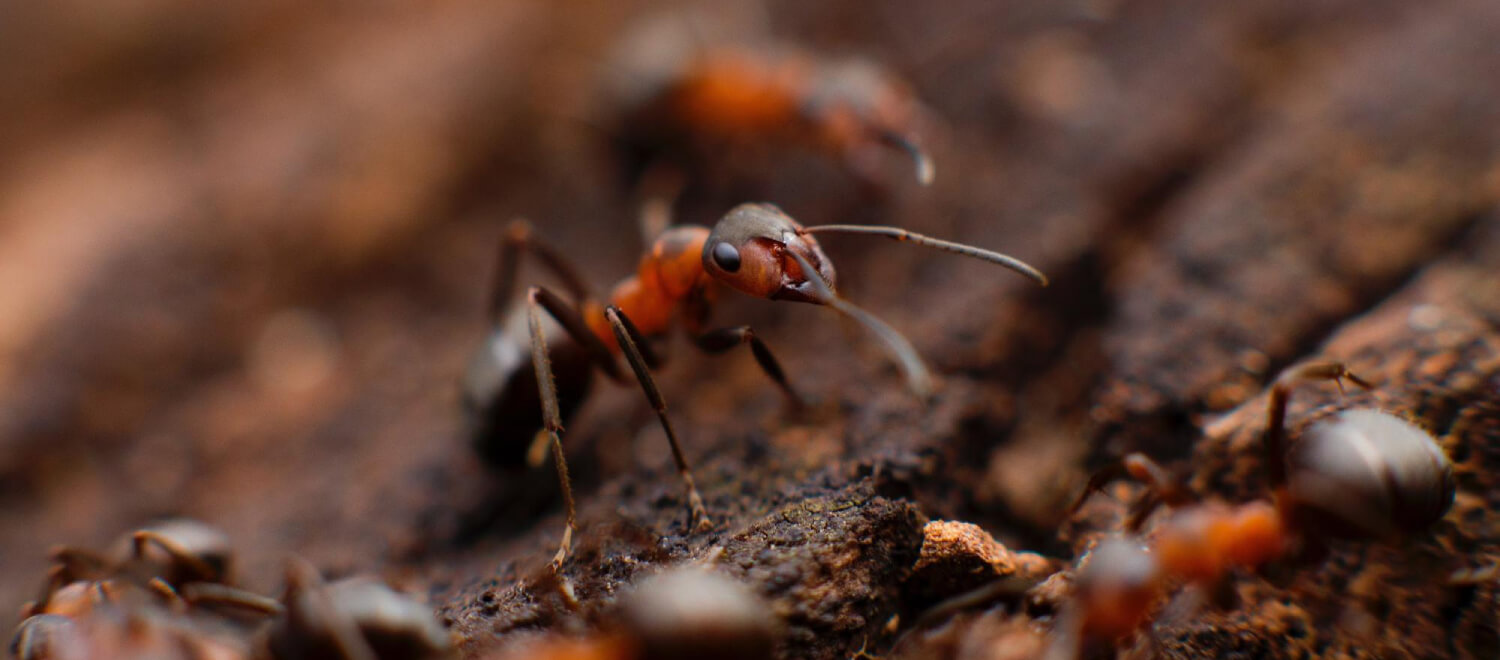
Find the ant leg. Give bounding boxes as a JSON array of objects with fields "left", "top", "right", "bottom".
[
  {"left": 526, "top": 289, "right": 585, "bottom": 571},
  {"left": 1066, "top": 462, "right": 1130, "bottom": 518},
  {"left": 145, "top": 578, "right": 187, "bottom": 613},
  {"left": 635, "top": 162, "right": 685, "bottom": 245},
  {"left": 1067, "top": 454, "right": 1192, "bottom": 531},
  {"left": 132, "top": 531, "right": 221, "bottom": 583},
  {"left": 488, "top": 220, "right": 594, "bottom": 321},
  {"left": 1265, "top": 361, "right": 1372, "bottom": 490},
  {"left": 283, "top": 559, "right": 378, "bottom": 660},
  {"left": 22, "top": 566, "right": 71, "bottom": 617},
  {"left": 693, "top": 326, "right": 803, "bottom": 408},
  {"left": 48, "top": 546, "right": 110, "bottom": 581},
  {"left": 180, "top": 583, "right": 284, "bottom": 617},
  {"left": 605, "top": 306, "right": 712, "bottom": 532},
  {"left": 523, "top": 284, "right": 650, "bottom": 569}
]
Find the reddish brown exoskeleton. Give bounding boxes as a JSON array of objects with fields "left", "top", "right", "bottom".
[{"left": 463, "top": 203, "right": 1047, "bottom": 570}]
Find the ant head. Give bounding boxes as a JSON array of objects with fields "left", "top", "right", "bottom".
[{"left": 703, "top": 204, "right": 837, "bottom": 304}]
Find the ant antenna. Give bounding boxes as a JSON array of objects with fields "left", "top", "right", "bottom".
[
  {"left": 875, "top": 129, "right": 936, "bottom": 186},
  {"left": 799, "top": 224, "right": 1048, "bottom": 286},
  {"left": 787, "top": 250, "right": 934, "bottom": 398}
]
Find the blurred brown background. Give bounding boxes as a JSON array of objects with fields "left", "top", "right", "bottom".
[{"left": 3, "top": 0, "right": 1499, "bottom": 657}]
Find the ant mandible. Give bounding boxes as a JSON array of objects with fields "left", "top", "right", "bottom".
[
  {"left": 463, "top": 203, "right": 1048, "bottom": 570},
  {"left": 1050, "top": 361, "right": 1456, "bottom": 657}
]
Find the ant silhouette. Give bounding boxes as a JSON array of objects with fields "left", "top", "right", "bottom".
[{"left": 463, "top": 203, "right": 1047, "bottom": 569}]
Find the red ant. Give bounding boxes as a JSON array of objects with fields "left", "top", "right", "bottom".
[
  {"left": 1048, "top": 361, "right": 1456, "bottom": 657},
  {"left": 606, "top": 13, "right": 936, "bottom": 198},
  {"left": 462, "top": 203, "right": 1047, "bottom": 569}
]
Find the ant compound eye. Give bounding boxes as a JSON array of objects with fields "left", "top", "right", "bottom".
[{"left": 711, "top": 242, "right": 742, "bottom": 272}]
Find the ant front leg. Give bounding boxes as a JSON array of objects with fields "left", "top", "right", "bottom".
[
  {"left": 132, "top": 531, "right": 220, "bottom": 584},
  {"left": 1264, "top": 361, "right": 1372, "bottom": 490},
  {"left": 179, "top": 583, "right": 284, "bottom": 617},
  {"left": 693, "top": 326, "right": 803, "bottom": 408},
  {"left": 605, "top": 306, "right": 712, "bottom": 533}
]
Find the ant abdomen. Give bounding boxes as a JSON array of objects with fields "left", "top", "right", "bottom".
[
  {"left": 463, "top": 312, "right": 594, "bottom": 469},
  {"left": 1285, "top": 408, "right": 1455, "bottom": 540}
]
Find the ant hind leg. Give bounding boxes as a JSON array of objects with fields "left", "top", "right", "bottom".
[{"left": 525, "top": 288, "right": 589, "bottom": 571}]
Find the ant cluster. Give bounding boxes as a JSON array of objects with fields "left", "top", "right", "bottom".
[
  {"left": 460, "top": 12, "right": 1468, "bottom": 660},
  {"left": 10, "top": 520, "right": 452, "bottom": 660},
  {"left": 1037, "top": 362, "right": 1456, "bottom": 657}
]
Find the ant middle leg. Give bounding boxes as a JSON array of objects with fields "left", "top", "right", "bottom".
[
  {"left": 605, "top": 306, "right": 712, "bottom": 532},
  {"left": 692, "top": 326, "right": 803, "bottom": 408}
]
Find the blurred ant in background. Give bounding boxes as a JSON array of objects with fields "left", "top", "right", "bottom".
[
  {"left": 263, "top": 558, "right": 451, "bottom": 660},
  {"left": 12, "top": 520, "right": 281, "bottom": 660},
  {"left": 600, "top": 10, "right": 936, "bottom": 235},
  {"left": 488, "top": 566, "right": 779, "bottom": 660},
  {"left": 1046, "top": 361, "right": 1456, "bottom": 658},
  {"left": 20, "top": 519, "right": 280, "bottom": 622},
  {"left": 462, "top": 203, "right": 1047, "bottom": 570}
]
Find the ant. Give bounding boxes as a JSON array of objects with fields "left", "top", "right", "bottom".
[
  {"left": 605, "top": 13, "right": 936, "bottom": 201},
  {"left": 22, "top": 519, "right": 281, "bottom": 622},
  {"left": 1047, "top": 361, "right": 1457, "bottom": 657},
  {"left": 263, "top": 558, "right": 451, "bottom": 660},
  {"left": 462, "top": 203, "right": 1048, "bottom": 569}
]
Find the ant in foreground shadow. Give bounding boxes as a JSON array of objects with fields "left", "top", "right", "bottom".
[{"left": 463, "top": 203, "right": 1047, "bottom": 570}]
